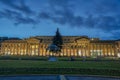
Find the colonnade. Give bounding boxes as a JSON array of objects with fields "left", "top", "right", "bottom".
[{"left": 0, "top": 42, "right": 118, "bottom": 57}]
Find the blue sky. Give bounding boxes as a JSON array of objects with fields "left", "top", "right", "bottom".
[{"left": 0, "top": 0, "right": 120, "bottom": 40}]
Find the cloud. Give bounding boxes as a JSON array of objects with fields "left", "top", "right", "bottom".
[
  {"left": 0, "top": 0, "right": 38, "bottom": 25},
  {"left": 49, "top": 0, "right": 70, "bottom": 10},
  {"left": 39, "top": 0, "right": 120, "bottom": 32},
  {"left": 84, "top": 15, "right": 96, "bottom": 28},
  {"left": 94, "top": 0, "right": 120, "bottom": 14},
  {"left": 39, "top": 10, "right": 84, "bottom": 26},
  {"left": 39, "top": 12, "right": 51, "bottom": 19},
  {"left": 0, "top": 9, "right": 21, "bottom": 19},
  {"left": 14, "top": 16, "right": 39, "bottom": 25},
  {"left": 111, "top": 30, "right": 120, "bottom": 40},
  {"left": 0, "top": 0, "right": 120, "bottom": 33},
  {"left": 0, "top": 0, "right": 34, "bottom": 15},
  {"left": 39, "top": 0, "right": 83, "bottom": 27},
  {"left": 96, "top": 16, "right": 120, "bottom": 31},
  {"left": 81, "top": 14, "right": 120, "bottom": 32},
  {"left": 0, "top": 9, "right": 39, "bottom": 25}
]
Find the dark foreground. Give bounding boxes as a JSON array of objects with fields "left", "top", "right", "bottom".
[
  {"left": 0, "top": 56, "right": 120, "bottom": 76},
  {"left": 0, "top": 75, "right": 120, "bottom": 80}
]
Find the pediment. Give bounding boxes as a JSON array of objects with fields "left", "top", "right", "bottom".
[
  {"left": 75, "top": 37, "right": 90, "bottom": 43},
  {"left": 26, "top": 38, "right": 40, "bottom": 43},
  {"left": 76, "top": 36, "right": 89, "bottom": 40},
  {"left": 77, "top": 38, "right": 89, "bottom": 41}
]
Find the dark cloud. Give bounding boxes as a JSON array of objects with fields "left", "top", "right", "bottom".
[
  {"left": 14, "top": 16, "right": 39, "bottom": 25},
  {"left": 83, "top": 15, "right": 120, "bottom": 32},
  {"left": 111, "top": 31, "right": 120, "bottom": 40},
  {"left": 37, "top": 0, "right": 120, "bottom": 33},
  {"left": 0, "top": 9, "right": 39, "bottom": 25},
  {"left": 39, "top": 10, "right": 84, "bottom": 26},
  {"left": 94, "top": 0, "right": 120, "bottom": 14},
  {"left": 0, "top": 9, "right": 21, "bottom": 19},
  {"left": 39, "top": 0, "right": 83, "bottom": 26},
  {"left": 0, "top": 0, "right": 34, "bottom": 15},
  {"left": 39, "top": 12, "right": 51, "bottom": 19},
  {"left": 0, "top": 0, "right": 120, "bottom": 34},
  {"left": 49, "top": 0, "right": 70, "bottom": 10},
  {"left": 96, "top": 16, "right": 120, "bottom": 31},
  {"left": 84, "top": 15, "right": 96, "bottom": 28},
  {"left": 0, "top": 0, "right": 38, "bottom": 25}
]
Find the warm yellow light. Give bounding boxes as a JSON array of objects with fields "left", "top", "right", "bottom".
[{"left": 118, "top": 53, "right": 120, "bottom": 58}]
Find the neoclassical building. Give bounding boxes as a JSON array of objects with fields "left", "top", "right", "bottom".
[{"left": 0, "top": 35, "right": 120, "bottom": 58}]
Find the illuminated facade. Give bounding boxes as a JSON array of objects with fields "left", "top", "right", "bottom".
[{"left": 0, "top": 36, "right": 120, "bottom": 57}]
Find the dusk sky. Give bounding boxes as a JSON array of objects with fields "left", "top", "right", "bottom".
[{"left": 0, "top": 0, "right": 120, "bottom": 40}]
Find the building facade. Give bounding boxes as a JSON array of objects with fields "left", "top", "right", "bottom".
[{"left": 0, "top": 36, "right": 120, "bottom": 58}]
